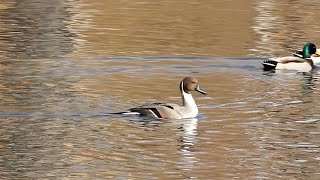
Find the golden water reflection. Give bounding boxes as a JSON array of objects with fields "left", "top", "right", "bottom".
[{"left": 1, "top": 0, "right": 319, "bottom": 58}]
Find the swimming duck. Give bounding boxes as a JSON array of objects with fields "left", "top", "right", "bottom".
[
  {"left": 117, "top": 77, "right": 207, "bottom": 119},
  {"left": 262, "top": 43, "right": 318, "bottom": 72}
]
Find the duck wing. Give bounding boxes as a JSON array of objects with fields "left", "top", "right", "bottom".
[
  {"left": 272, "top": 56, "right": 307, "bottom": 64},
  {"left": 129, "top": 103, "right": 177, "bottom": 118}
]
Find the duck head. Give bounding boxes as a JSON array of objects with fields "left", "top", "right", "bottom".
[
  {"left": 302, "top": 43, "right": 317, "bottom": 58},
  {"left": 180, "top": 77, "right": 207, "bottom": 95}
]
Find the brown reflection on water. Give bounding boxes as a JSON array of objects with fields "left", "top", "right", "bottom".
[
  {"left": 0, "top": 1, "right": 320, "bottom": 58},
  {"left": 66, "top": 0, "right": 253, "bottom": 57},
  {"left": 65, "top": 0, "right": 320, "bottom": 58}
]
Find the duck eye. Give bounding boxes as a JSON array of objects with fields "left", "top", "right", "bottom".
[{"left": 191, "top": 81, "right": 196, "bottom": 84}]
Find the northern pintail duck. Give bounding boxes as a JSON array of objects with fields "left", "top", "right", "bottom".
[
  {"left": 262, "top": 43, "right": 320, "bottom": 72},
  {"left": 119, "top": 77, "right": 207, "bottom": 119}
]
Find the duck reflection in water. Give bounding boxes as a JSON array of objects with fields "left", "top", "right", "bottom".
[{"left": 178, "top": 118, "right": 199, "bottom": 171}]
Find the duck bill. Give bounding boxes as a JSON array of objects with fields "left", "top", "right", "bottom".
[
  {"left": 316, "top": 49, "right": 320, "bottom": 56},
  {"left": 196, "top": 86, "right": 207, "bottom": 95}
]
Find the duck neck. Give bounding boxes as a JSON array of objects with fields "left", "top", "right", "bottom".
[
  {"left": 181, "top": 91, "right": 198, "bottom": 118},
  {"left": 180, "top": 81, "right": 198, "bottom": 114},
  {"left": 304, "top": 58, "right": 314, "bottom": 68},
  {"left": 181, "top": 91, "right": 198, "bottom": 112}
]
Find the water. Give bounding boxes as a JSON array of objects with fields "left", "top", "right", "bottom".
[{"left": 0, "top": 0, "right": 320, "bottom": 179}]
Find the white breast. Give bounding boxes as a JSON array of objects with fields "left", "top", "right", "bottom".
[{"left": 182, "top": 93, "right": 198, "bottom": 118}]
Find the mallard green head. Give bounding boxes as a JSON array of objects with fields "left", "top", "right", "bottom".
[{"left": 302, "top": 43, "right": 317, "bottom": 58}]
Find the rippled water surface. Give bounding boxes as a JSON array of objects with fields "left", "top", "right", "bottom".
[{"left": 0, "top": 0, "right": 320, "bottom": 179}]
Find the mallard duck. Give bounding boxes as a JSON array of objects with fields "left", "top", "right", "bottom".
[{"left": 262, "top": 43, "right": 318, "bottom": 72}]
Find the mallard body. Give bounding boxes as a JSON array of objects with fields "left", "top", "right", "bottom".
[{"left": 262, "top": 43, "right": 318, "bottom": 72}]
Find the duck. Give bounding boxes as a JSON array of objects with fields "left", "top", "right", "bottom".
[
  {"left": 116, "top": 77, "right": 207, "bottom": 119},
  {"left": 262, "top": 43, "right": 318, "bottom": 72}
]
